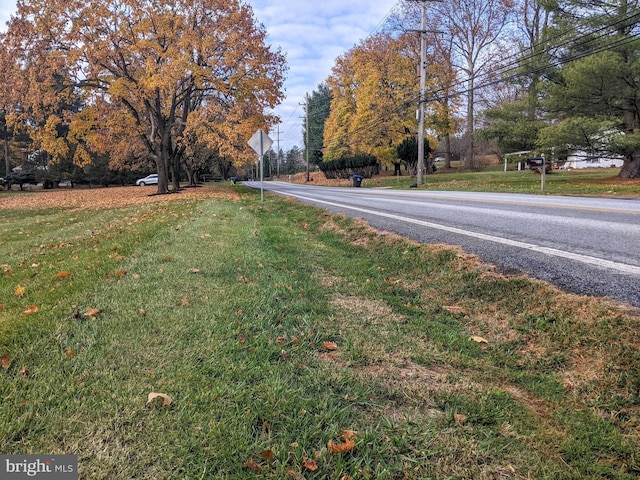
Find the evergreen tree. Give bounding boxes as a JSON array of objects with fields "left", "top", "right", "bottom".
[
  {"left": 304, "top": 82, "right": 332, "bottom": 165},
  {"left": 540, "top": 0, "right": 640, "bottom": 177}
]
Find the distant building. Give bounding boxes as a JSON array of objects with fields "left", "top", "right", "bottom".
[{"left": 560, "top": 151, "right": 624, "bottom": 169}]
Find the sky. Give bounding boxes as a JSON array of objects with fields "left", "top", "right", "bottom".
[
  {"left": 0, "top": 0, "right": 400, "bottom": 151},
  {"left": 247, "top": 0, "right": 400, "bottom": 150}
]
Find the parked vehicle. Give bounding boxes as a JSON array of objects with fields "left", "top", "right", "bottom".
[{"left": 135, "top": 174, "right": 158, "bottom": 186}]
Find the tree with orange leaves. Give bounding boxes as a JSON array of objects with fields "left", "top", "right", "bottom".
[
  {"left": 5, "top": 0, "right": 286, "bottom": 193},
  {"left": 323, "top": 32, "right": 419, "bottom": 165}
]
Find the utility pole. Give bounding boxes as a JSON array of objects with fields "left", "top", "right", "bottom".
[
  {"left": 305, "top": 94, "right": 310, "bottom": 182},
  {"left": 276, "top": 128, "right": 282, "bottom": 177},
  {"left": 272, "top": 126, "right": 283, "bottom": 177},
  {"left": 299, "top": 95, "right": 311, "bottom": 182},
  {"left": 417, "top": 0, "right": 427, "bottom": 186}
]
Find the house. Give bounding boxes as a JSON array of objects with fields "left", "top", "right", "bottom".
[{"left": 560, "top": 151, "right": 624, "bottom": 169}]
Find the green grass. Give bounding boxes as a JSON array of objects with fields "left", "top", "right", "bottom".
[
  {"left": 366, "top": 167, "right": 640, "bottom": 196},
  {"left": 1, "top": 185, "right": 639, "bottom": 479}
]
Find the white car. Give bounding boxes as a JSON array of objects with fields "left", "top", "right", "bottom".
[{"left": 135, "top": 174, "right": 158, "bottom": 186}]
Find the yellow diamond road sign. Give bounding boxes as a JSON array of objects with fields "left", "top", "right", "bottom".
[{"left": 248, "top": 129, "right": 273, "bottom": 155}]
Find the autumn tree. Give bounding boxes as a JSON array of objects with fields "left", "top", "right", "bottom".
[
  {"left": 476, "top": 0, "right": 554, "bottom": 158},
  {"left": 324, "top": 32, "right": 419, "bottom": 165},
  {"left": 429, "top": 0, "right": 515, "bottom": 169},
  {"left": 390, "top": 2, "right": 462, "bottom": 169},
  {"left": 6, "top": 0, "right": 286, "bottom": 194},
  {"left": 538, "top": 0, "right": 640, "bottom": 178}
]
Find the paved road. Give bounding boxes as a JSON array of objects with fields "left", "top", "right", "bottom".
[{"left": 245, "top": 181, "right": 640, "bottom": 307}]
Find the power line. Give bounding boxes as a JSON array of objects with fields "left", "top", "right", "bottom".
[{"left": 321, "top": 8, "right": 640, "bottom": 151}]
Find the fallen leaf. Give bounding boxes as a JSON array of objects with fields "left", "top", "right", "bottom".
[
  {"left": 53, "top": 271, "right": 72, "bottom": 280},
  {"left": 146, "top": 392, "right": 173, "bottom": 406},
  {"left": 189, "top": 268, "right": 201, "bottom": 274},
  {"left": 470, "top": 336, "right": 489, "bottom": 349},
  {"left": 114, "top": 269, "right": 127, "bottom": 276},
  {"left": 258, "top": 450, "right": 274, "bottom": 462},
  {"left": 181, "top": 296, "right": 190, "bottom": 306},
  {"left": 454, "top": 413, "right": 468, "bottom": 423},
  {"left": 470, "top": 335, "right": 488, "bottom": 343},
  {"left": 0, "top": 304, "right": 5, "bottom": 311},
  {"left": 322, "top": 341, "right": 338, "bottom": 351},
  {"left": 15, "top": 285, "right": 25, "bottom": 297},
  {"left": 84, "top": 308, "right": 101, "bottom": 318},
  {"left": 328, "top": 430, "right": 357, "bottom": 454},
  {"left": 21, "top": 366, "right": 30, "bottom": 378},
  {"left": 139, "top": 309, "right": 147, "bottom": 317},
  {"left": 23, "top": 305, "right": 38, "bottom": 315},
  {"left": 1, "top": 352, "right": 10, "bottom": 369},
  {"left": 66, "top": 347, "right": 75, "bottom": 357},
  {"left": 341, "top": 429, "right": 357, "bottom": 441},
  {"left": 328, "top": 438, "right": 356, "bottom": 454},
  {"left": 302, "top": 457, "right": 318, "bottom": 471},
  {"left": 242, "top": 458, "right": 261, "bottom": 474}
]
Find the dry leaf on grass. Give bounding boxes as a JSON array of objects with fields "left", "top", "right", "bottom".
[
  {"left": 84, "top": 308, "right": 101, "bottom": 318},
  {"left": 258, "top": 450, "right": 274, "bottom": 462},
  {"left": 454, "top": 413, "right": 468, "bottom": 423},
  {"left": 242, "top": 458, "right": 262, "bottom": 474},
  {"left": 23, "top": 305, "right": 38, "bottom": 315},
  {"left": 302, "top": 458, "right": 318, "bottom": 471},
  {"left": 328, "top": 430, "right": 357, "bottom": 454},
  {"left": 470, "top": 335, "right": 489, "bottom": 345},
  {"left": 15, "top": 285, "right": 25, "bottom": 297},
  {"left": 1, "top": 352, "right": 10, "bottom": 369},
  {"left": 146, "top": 392, "right": 173, "bottom": 406},
  {"left": 53, "top": 271, "right": 71, "bottom": 280},
  {"left": 322, "top": 341, "right": 338, "bottom": 351}
]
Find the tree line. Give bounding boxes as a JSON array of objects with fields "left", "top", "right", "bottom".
[
  {"left": 0, "top": 0, "right": 287, "bottom": 193},
  {"left": 304, "top": 0, "right": 640, "bottom": 178}
]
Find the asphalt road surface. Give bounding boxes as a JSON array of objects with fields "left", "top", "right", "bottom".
[{"left": 245, "top": 181, "right": 640, "bottom": 307}]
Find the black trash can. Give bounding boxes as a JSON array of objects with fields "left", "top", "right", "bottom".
[{"left": 352, "top": 174, "right": 363, "bottom": 187}]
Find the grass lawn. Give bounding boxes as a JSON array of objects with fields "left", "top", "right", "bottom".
[
  {"left": 1, "top": 184, "right": 639, "bottom": 479},
  {"left": 362, "top": 167, "right": 640, "bottom": 196}
]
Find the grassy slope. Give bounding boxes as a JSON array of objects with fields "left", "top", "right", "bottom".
[
  {"left": 362, "top": 168, "right": 640, "bottom": 196},
  {"left": 0, "top": 184, "right": 638, "bottom": 479}
]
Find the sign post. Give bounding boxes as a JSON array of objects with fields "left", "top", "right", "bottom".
[{"left": 248, "top": 129, "right": 273, "bottom": 202}]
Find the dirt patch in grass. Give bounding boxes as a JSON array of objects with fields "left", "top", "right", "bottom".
[
  {"left": 0, "top": 185, "right": 240, "bottom": 211},
  {"left": 332, "top": 294, "right": 407, "bottom": 325}
]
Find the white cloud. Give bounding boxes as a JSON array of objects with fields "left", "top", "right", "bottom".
[{"left": 248, "top": 0, "right": 399, "bottom": 149}]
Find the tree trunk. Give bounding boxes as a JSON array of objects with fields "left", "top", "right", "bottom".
[
  {"left": 619, "top": 153, "right": 640, "bottom": 178},
  {"left": 3, "top": 127, "right": 9, "bottom": 177},
  {"left": 465, "top": 76, "right": 475, "bottom": 170},
  {"left": 444, "top": 133, "right": 452, "bottom": 169},
  {"left": 156, "top": 152, "right": 170, "bottom": 195}
]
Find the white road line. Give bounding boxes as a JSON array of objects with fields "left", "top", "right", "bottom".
[{"left": 282, "top": 192, "right": 640, "bottom": 276}]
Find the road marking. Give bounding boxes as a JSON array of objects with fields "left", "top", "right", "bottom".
[{"left": 281, "top": 192, "right": 640, "bottom": 276}]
